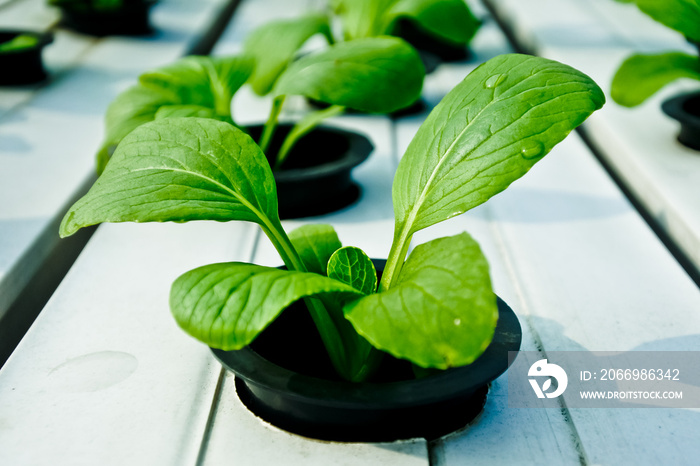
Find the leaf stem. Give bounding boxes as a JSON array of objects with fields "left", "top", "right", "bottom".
[
  {"left": 259, "top": 219, "right": 305, "bottom": 272},
  {"left": 378, "top": 223, "right": 413, "bottom": 292},
  {"left": 274, "top": 104, "right": 345, "bottom": 170},
  {"left": 259, "top": 95, "right": 286, "bottom": 155},
  {"left": 303, "top": 297, "right": 349, "bottom": 376},
  {"left": 202, "top": 59, "right": 231, "bottom": 118},
  {"left": 258, "top": 220, "right": 350, "bottom": 378}
]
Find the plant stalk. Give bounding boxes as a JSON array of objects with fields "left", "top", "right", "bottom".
[
  {"left": 274, "top": 104, "right": 345, "bottom": 170},
  {"left": 303, "top": 299, "right": 349, "bottom": 377},
  {"left": 202, "top": 59, "right": 231, "bottom": 118},
  {"left": 378, "top": 223, "right": 413, "bottom": 292},
  {"left": 259, "top": 95, "right": 285, "bottom": 155},
  {"left": 259, "top": 219, "right": 305, "bottom": 272},
  {"left": 259, "top": 220, "right": 351, "bottom": 378}
]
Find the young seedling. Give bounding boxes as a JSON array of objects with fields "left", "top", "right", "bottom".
[
  {"left": 60, "top": 54, "right": 604, "bottom": 382},
  {"left": 96, "top": 37, "right": 424, "bottom": 172},
  {"left": 95, "top": 55, "right": 255, "bottom": 173},
  {"left": 611, "top": 0, "right": 700, "bottom": 107},
  {"left": 241, "top": 0, "right": 478, "bottom": 103},
  {"left": 332, "top": 0, "right": 480, "bottom": 50}
]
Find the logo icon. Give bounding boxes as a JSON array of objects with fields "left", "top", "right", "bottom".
[{"left": 528, "top": 359, "right": 568, "bottom": 398}]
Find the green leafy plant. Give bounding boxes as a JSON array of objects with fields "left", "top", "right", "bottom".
[
  {"left": 0, "top": 34, "right": 40, "bottom": 53},
  {"left": 611, "top": 0, "right": 700, "bottom": 107},
  {"left": 60, "top": 54, "right": 604, "bottom": 382},
  {"left": 95, "top": 55, "right": 255, "bottom": 173},
  {"left": 240, "top": 0, "right": 478, "bottom": 100},
  {"left": 242, "top": 14, "right": 334, "bottom": 96},
  {"left": 332, "top": 0, "right": 480, "bottom": 49},
  {"left": 97, "top": 37, "right": 424, "bottom": 173}
]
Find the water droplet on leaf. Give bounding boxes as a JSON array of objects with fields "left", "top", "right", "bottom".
[
  {"left": 484, "top": 74, "right": 506, "bottom": 89},
  {"left": 521, "top": 141, "right": 544, "bottom": 160},
  {"left": 454, "top": 318, "right": 461, "bottom": 326}
]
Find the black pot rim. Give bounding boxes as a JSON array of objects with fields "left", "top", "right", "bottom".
[
  {"left": 211, "top": 295, "right": 521, "bottom": 410},
  {"left": 0, "top": 30, "right": 54, "bottom": 53},
  {"left": 661, "top": 90, "right": 700, "bottom": 126},
  {"left": 57, "top": 1, "right": 154, "bottom": 37},
  {"left": 249, "top": 124, "right": 373, "bottom": 182}
]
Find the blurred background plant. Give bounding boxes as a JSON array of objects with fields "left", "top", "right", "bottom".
[{"left": 611, "top": 0, "right": 700, "bottom": 107}]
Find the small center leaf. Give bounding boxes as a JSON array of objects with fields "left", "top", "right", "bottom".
[
  {"left": 288, "top": 224, "right": 343, "bottom": 275},
  {"left": 328, "top": 246, "right": 377, "bottom": 295}
]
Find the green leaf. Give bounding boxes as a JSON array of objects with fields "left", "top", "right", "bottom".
[
  {"left": 333, "top": 0, "right": 480, "bottom": 45},
  {"left": 209, "top": 55, "right": 256, "bottom": 113},
  {"left": 60, "top": 118, "right": 279, "bottom": 237},
  {"left": 243, "top": 14, "right": 333, "bottom": 96},
  {"left": 170, "top": 263, "right": 362, "bottom": 350},
  {"left": 328, "top": 247, "right": 377, "bottom": 295},
  {"left": 344, "top": 233, "right": 497, "bottom": 369},
  {"left": 334, "top": 0, "right": 397, "bottom": 40},
  {"left": 624, "top": 0, "right": 700, "bottom": 43},
  {"left": 392, "top": 54, "right": 604, "bottom": 237},
  {"left": 139, "top": 57, "right": 214, "bottom": 106},
  {"left": 387, "top": 0, "right": 481, "bottom": 46},
  {"left": 97, "top": 55, "right": 253, "bottom": 173},
  {"left": 321, "top": 243, "right": 382, "bottom": 381},
  {"left": 139, "top": 55, "right": 254, "bottom": 117},
  {"left": 154, "top": 105, "right": 221, "bottom": 120},
  {"left": 380, "top": 54, "right": 603, "bottom": 291},
  {"left": 98, "top": 84, "right": 173, "bottom": 173},
  {"left": 288, "top": 224, "right": 342, "bottom": 275},
  {"left": 611, "top": 52, "right": 700, "bottom": 107},
  {"left": 274, "top": 36, "right": 424, "bottom": 113}
]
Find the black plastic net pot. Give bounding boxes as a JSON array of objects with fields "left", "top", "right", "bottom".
[
  {"left": 662, "top": 90, "right": 700, "bottom": 151},
  {"left": 246, "top": 124, "right": 373, "bottom": 219},
  {"left": 0, "top": 30, "right": 53, "bottom": 85},
  {"left": 211, "top": 260, "right": 523, "bottom": 442},
  {"left": 57, "top": 0, "right": 154, "bottom": 36}
]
